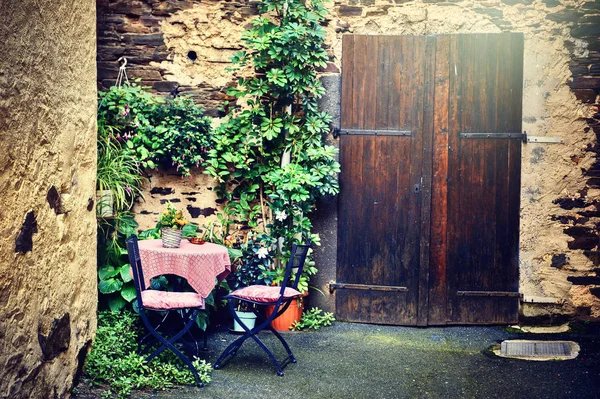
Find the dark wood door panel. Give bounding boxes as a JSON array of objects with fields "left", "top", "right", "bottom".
[
  {"left": 337, "top": 35, "right": 427, "bottom": 325},
  {"left": 443, "top": 33, "right": 523, "bottom": 324}
]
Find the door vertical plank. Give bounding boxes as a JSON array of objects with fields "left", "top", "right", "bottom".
[
  {"left": 417, "top": 36, "right": 436, "bottom": 326},
  {"left": 352, "top": 36, "right": 367, "bottom": 129},
  {"left": 483, "top": 34, "right": 499, "bottom": 294},
  {"left": 389, "top": 36, "right": 411, "bottom": 289},
  {"left": 495, "top": 34, "right": 510, "bottom": 294},
  {"left": 365, "top": 36, "right": 379, "bottom": 131},
  {"left": 341, "top": 35, "right": 355, "bottom": 130},
  {"left": 507, "top": 33, "right": 524, "bottom": 304},
  {"left": 409, "top": 36, "right": 425, "bottom": 324},
  {"left": 445, "top": 34, "right": 461, "bottom": 322},
  {"left": 428, "top": 35, "right": 450, "bottom": 325},
  {"left": 337, "top": 35, "right": 359, "bottom": 321}
]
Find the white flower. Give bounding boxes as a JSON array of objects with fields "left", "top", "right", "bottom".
[
  {"left": 256, "top": 247, "right": 269, "bottom": 259},
  {"left": 275, "top": 210, "right": 288, "bottom": 221}
]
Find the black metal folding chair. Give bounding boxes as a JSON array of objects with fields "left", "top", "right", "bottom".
[
  {"left": 126, "top": 235, "right": 205, "bottom": 387},
  {"left": 214, "top": 240, "right": 311, "bottom": 376}
]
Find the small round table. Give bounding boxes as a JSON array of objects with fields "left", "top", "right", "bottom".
[{"left": 137, "top": 239, "right": 231, "bottom": 298}]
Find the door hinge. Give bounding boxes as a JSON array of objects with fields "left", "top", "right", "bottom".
[
  {"left": 459, "top": 131, "right": 564, "bottom": 144},
  {"left": 329, "top": 282, "right": 408, "bottom": 294},
  {"left": 338, "top": 129, "right": 412, "bottom": 136}
]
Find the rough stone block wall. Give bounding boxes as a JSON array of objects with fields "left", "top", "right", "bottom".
[
  {"left": 97, "top": 0, "right": 600, "bottom": 322},
  {"left": 0, "top": 1, "right": 98, "bottom": 398}
]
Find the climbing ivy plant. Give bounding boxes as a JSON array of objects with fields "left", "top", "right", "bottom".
[{"left": 206, "top": 0, "right": 340, "bottom": 265}]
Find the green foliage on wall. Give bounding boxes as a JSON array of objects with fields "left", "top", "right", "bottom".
[{"left": 205, "top": 0, "right": 340, "bottom": 289}]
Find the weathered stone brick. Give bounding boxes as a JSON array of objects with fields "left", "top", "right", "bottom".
[
  {"left": 547, "top": 9, "right": 581, "bottom": 23},
  {"left": 583, "top": 1, "right": 600, "bottom": 10},
  {"left": 338, "top": 5, "right": 363, "bottom": 17},
  {"left": 569, "top": 77, "right": 600, "bottom": 89},
  {"left": 111, "top": 0, "right": 152, "bottom": 17},
  {"left": 366, "top": 8, "right": 389, "bottom": 17},
  {"left": 501, "top": 0, "right": 534, "bottom": 5},
  {"left": 122, "top": 33, "right": 165, "bottom": 46},
  {"left": 140, "top": 15, "right": 163, "bottom": 27},
  {"left": 474, "top": 8, "right": 503, "bottom": 18},
  {"left": 571, "top": 23, "right": 600, "bottom": 38},
  {"left": 575, "top": 88, "right": 599, "bottom": 103},
  {"left": 128, "top": 68, "right": 163, "bottom": 81},
  {"left": 153, "top": 80, "right": 179, "bottom": 92},
  {"left": 542, "top": 0, "right": 561, "bottom": 7}
]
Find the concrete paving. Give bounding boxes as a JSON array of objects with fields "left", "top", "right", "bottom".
[{"left": 77, "top": 322, "right": 600, "bottom": 399}]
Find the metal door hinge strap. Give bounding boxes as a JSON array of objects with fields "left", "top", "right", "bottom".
[
  {"left": 459, "top": 132, "right": 565, "bottom": 144},
  {"left": 457, "top": 290, "right": 521, "bottom": 297},
  {"left": 459, "top": 132, "right": 524, "bottom": 140},
  {"left": 329, "top": 282, "right": 408, "bottom": 294},
  {"left": 525, "top": 136, "right": 564, "bottom": 144},
  {"left": 339, "top": 129, "right": 412, "bottom": 136}
]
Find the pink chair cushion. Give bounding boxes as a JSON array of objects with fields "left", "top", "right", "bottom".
[
  {"left": 141, "top": 290, "right": 205, "bottom": 310},
  {"left": 231, "top": 285, "right": 302, "bottom": 303}
]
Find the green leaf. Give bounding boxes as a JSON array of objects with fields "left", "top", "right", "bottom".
[
  {"left": 107, "top": 295, "right": 127, "bottom": 312},
  {"left": 120, "top": 264, "right": 133, "bottom": 283},
  {"left": 99, "top": 278, "right": 123, "bottom": 294},
  {"left": 182, "top": 224, "right": 198, "bottom": 237},
  {"left": 99, "top": 266, "right": 120, "bottom": 281},
  {"left": 227, "top": 248, "right": 243, "bottom": 261},
  {"left": 120, "top": 284, "right": 137, "bottom": 302}
]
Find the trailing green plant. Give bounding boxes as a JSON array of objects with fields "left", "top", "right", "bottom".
[
  {"left": 206, "top": 0, "right": 340, "bottom": 291},
  {"left": 85, "top": 310, "right": 212, "bottom": 398},
  {"left": 290, "top": 307, "right": 335, "bottom": 331},
  {"left": 98, "top": 82, "right": 212, "bottom": 177},
  {"left": 97, "top": 123, "right": 146, "bottom": 212}
]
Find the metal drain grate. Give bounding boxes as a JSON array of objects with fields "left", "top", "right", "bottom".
[
  {"left": 501, "top": 341, "right": 571, "bottom": 357},
  {"left": 496, "top": 340, "right": 580, "bottom": 360}
]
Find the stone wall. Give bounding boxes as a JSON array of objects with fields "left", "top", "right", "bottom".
[
  {"left": 0, "top": 1, "right": 98, "bottom": 398},
  {"left": 98, "top": 0, "right": 600, "bottom": 322}
]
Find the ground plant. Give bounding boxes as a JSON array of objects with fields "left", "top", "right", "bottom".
[
  {"left": 206, "top": 0, "right": 340, "bottom": 288},
  {"left": 97, "top": 213, "right": 139, "bottom": 312},
  {"left": 291, "top": 307, "right": 335, "bottom": 331},
  {"left": 84, "top": 311, "right": 212, "bottom": 399}
]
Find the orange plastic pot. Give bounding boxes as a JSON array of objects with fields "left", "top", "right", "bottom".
[{"left": 265, "top": 298, "right": 304, "bottom": 331}]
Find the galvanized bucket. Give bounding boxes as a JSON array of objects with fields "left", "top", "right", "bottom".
[{"left": 161, "top": 228, "right": 183, "bottom": 248}]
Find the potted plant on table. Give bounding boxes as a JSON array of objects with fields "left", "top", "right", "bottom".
[{"left": 158, "top": 202, "right": 190, "bottom": 248}]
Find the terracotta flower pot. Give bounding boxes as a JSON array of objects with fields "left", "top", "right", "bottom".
[{"left": 265, "top": 297, "right": 304, "bottom": 331}]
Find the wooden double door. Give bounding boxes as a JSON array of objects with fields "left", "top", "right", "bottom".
[{"left": 336, "top": 34, "right": 523, "bottom": 326}]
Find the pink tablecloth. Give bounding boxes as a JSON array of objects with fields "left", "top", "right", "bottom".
[{"left": 137, "top": 239, "right": 231, "bottom": 298}]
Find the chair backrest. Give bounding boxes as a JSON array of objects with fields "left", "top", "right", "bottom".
[
  {"left": 126, "top": 235, "right": 146, "bottom": 307},
  {"left": 280, "top": 239, "right": 311, "bottom": 295}
]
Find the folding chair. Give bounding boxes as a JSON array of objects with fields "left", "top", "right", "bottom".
[
  {"left": 214, "top": 240, "right": 311, "bottom": 376},
  {"left": 126, "top": 235, "right": 205, "bottom": 387}
]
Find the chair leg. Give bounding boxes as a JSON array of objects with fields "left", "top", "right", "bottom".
[
  {"left": 214, "top": 299, "right": 295, "bottom": 376},
  {"left": 140, "top": 310, "right": 203, "bottom": 387},
  {"left": 138, "top": 311, "right": 170, "bottom": 355},
  {"left": 267, "top": 324, "right": 296, "bottom": 363}
]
